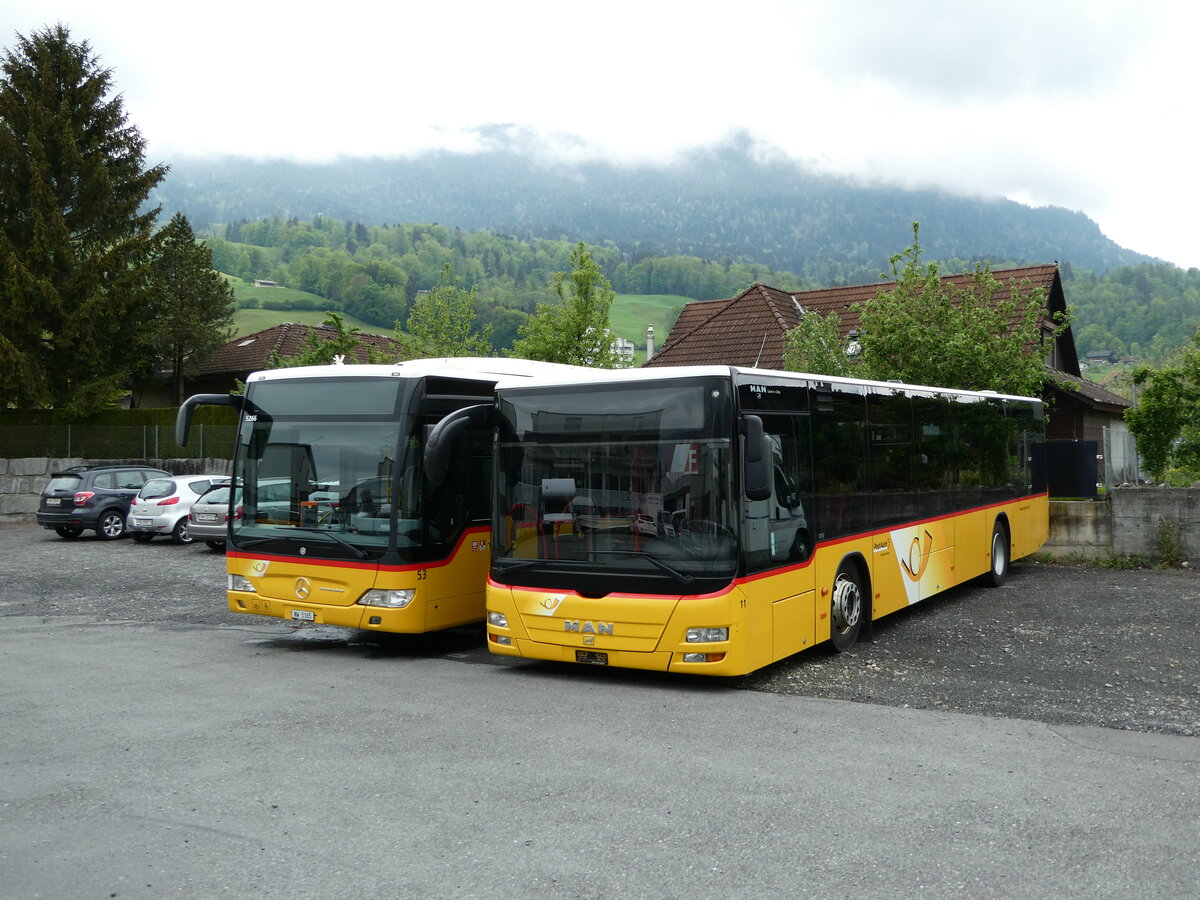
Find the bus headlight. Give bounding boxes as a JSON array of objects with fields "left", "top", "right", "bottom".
[
  {"left": 686, "top": 627, "right": 728, "bottom": 643},
  {"left": 228, "top": 574, "right": 255, "bottom": 592},
  {"left": 358, "top": 588, "right": 415, "bottom": 609},
  {"left": 487, "top": 611, "right": 508, "bottom": 627}
]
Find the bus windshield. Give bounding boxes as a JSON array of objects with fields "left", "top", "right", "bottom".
[
  {"left": 231, "top": 376, "right": 422, "bottom": 561},
  {"left": 493, "top": 376, "right": 737, "bottom": 592}
]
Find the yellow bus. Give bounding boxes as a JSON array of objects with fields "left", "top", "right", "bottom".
[
  {"left": 428, "top": 365, "right": 1047, "bottom": 675},
  {"left": 175, "top": 358, "right": 580, "bottom": 634}
]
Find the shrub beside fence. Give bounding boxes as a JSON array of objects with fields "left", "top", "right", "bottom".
[
  {"left": 0, "top": 408, "right": 238, "bottom": 460},
  {"left": 0, "top": 424, "right": 235, "bottom": 460}
]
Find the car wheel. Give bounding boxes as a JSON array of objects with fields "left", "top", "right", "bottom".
[
  {"left": 130, "top": 533, "right": 155, "bottom": 544},
  {"left": 54, "top": 526, "right": 84, "bottom": 539},
  {"left": 97, "top": 510, "right": 126, "bottom": 540},
  {"left": 829, "top": 561, "right": 866, "bottom": 652},
  {"left": 171, "top": 519, "right": 194, "bottom": 545},
  {"left": 205, "top": 540, "right": 226, "bottom": 552}
]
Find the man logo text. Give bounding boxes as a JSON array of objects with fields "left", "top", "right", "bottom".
[{"left": 564, "top": 620, "right": 614, "bottom": 635}]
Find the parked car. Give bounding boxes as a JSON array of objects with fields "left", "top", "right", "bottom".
[
  {"left": 127, "top": 475, "right": 230, "bottom": 545},
  {"left": 36, "top": 464, "right": 172, "bottom": 540},
  {"left": 187, "top": 484, "right": 240, "bottom": 551}
]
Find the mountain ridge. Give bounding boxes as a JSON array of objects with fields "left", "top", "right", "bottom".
[{"left": 153, "top": 137, "right": 1156, "bottom": 283}]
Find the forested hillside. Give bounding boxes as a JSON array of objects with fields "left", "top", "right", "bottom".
[
  {"left": 155, "top": 137, "right": 1156, "bottom": 283},
  {"left": 207, "top": 216, "right": 1200, "bottom": 365}
]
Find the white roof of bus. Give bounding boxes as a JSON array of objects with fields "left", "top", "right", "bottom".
[
  {"left": 244, "top": 358, "right": 589, "bottom": 386},
  {"left": 492, "top": 364, "right": 1041, "bottom": 403}
]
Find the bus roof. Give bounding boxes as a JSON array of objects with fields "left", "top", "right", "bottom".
[
  {"left": 243, "top": 358, "right": 589, "bottom": 387},
  {"left": 492, "top": 364, "right": 1042, "bottom": 403}
]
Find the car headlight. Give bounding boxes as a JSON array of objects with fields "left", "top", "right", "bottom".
[
  {"left": 228, "top": 574, "right": 255, "bottom": 592},
  {"left": 686, "top": 627, "right": 728, "bottom": 643},
  {"left": 358, "top": 588, "right": 415, "bottom": 609},
  {"left": 487, "top": 611, "right": 508, "bottom": 627}
]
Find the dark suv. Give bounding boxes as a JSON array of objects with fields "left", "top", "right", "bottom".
[{"left": 36, "top": 465, "right": 172, "bottom": 540}]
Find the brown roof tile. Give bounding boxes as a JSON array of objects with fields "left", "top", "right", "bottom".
[
  {"left": 198, "top": 323, "right": 405, "bottom": 376},
  {"left": 645, "top": 264, "right": 1073, "bottom": 373}
]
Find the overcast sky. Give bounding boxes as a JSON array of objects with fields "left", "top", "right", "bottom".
[{"left": 3, "top": 0, "right": 1197, "bottom": 269}]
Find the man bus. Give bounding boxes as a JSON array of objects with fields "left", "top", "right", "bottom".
[{"left": 427, "top": 365, "right": 1047, "bottom": 675}]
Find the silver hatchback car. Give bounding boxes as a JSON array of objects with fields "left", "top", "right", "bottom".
[
  {"left": 186, "top": 484, "right": 240, "bottom": 551},
  {"left": 127, "top": 475, "right": 230, "bottom": 544}
]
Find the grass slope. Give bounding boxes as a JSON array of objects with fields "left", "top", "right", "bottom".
[{"left": 229, "top": 287, "right": 693, "bottom": 348}]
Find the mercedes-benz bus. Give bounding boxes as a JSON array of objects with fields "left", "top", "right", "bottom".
[
  {"left": 176, "top": 358, "right": 580, "bottom": 634},
  {"left": 427, "top": 365, "right": 1047, "bottom": 676}
]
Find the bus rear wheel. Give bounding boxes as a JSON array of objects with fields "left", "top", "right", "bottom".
[
  {"left": 830, "top": 563, "right": 864, "bottom": 651},
  {"left": 985, "top": 520, "right": 1009, "bottom": 587}
]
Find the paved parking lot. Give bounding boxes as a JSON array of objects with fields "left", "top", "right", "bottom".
[
  {"left": 6, "top": 524, "right": 1199, "bottom": 736},
  {"left": 2, "top": 524, "right": 1198, "bottom": 898}
]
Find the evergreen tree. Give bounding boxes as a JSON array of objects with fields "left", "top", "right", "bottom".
[
  {"left": 146, "top": 214, "right": 237, "bottom": 404},
  {"left": 508, "top": 242, "right": 625, "bottom": 367},
  {"left": 401, "top": 264, "right": 492, "bottom": 358},
  {"left": 0, "top": 25, "right": 167, "bottom": 412}
]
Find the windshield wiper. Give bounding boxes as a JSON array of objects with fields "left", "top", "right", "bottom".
[
  {"left": 231, "top": 537, "right": 277, "bottom": 549},
  {"left": 512, "top": 548, "right": 696, "bottom": 585},
  {"left": 289, "top": 526, "right": 369, "bottom": 559},
  {"left": 634, "top": 552, "right": 695, "bottom": 585},
  {"left": 493, "top": 558, "right": 541, "bottom": 573}
]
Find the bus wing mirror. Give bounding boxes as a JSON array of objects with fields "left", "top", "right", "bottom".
[
  {"left": 175, "top": 393, "right": 242, "bottom": 447},
  {"left": 425, "top": 404, "right": 493, "bottom": 487},
  {"left": 742, "top": 414, "right": 772, "bottom": 501}
]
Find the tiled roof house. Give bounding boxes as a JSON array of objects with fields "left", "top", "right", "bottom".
[
  {"left": 133, "top": 322, "right": 406, "bottom": 407},
  {"left": 644, "top": 265, "right": 1134, "bottom": 480}
]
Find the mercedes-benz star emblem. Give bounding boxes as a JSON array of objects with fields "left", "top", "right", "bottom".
[{"left": 294, "top": 577, "right": 311, "bottom": 600}]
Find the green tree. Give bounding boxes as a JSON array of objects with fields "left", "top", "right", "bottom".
[
  {"left": 269, "top": 312, "right": 393, "bottom": 368},
  {"left": 144, "top": 214, "right": 237, "bottom": 403},
  {"left": 781, "top": 308, "right": 854, "bottom": 377},
  {"left": 400, "top": 264, "right": 492, "bottom": 358},
  {"left": 783, "top": 224, "right": 1065, "bottom": 397},
  {"left": 508, "top": 242, "right": 625, "bottom": 367},
  {"left": 0, "top": 25, "right": 167, "bottom": 412},
  {"left": 1125, "top": 333, "right": 1200, "bottom": 482}
]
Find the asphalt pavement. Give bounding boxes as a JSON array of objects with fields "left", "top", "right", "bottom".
[{"left": 2, "top": 524, "right": 1198, "bottom": 898}]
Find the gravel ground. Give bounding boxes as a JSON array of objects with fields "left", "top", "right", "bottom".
[
  {"left": 5, "top": 523, "right": 1199, "bottom": 737},
  {"left": 743, "top": 560, "right": 1200, "bottom": 737}
]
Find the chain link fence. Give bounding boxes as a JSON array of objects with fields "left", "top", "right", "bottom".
[{"left": 0, "top": 424, "right": 235, "bottom": 460}]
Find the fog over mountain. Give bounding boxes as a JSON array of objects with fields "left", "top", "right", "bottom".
[{"left": 155, "top": 134, "right": 1156, "bottom": 283}]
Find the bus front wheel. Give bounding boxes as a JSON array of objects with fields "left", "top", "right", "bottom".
[
  {"left": 830, "top": 563, "right": 864, "bottom": 651},
  {"left": 985, "top": 520, "right": 1010, "bottom": 587}
]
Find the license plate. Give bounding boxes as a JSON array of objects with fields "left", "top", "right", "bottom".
[
  {"left": 46, "top": 498, "right": 60, "bottom": 506},
  {"left": 290, "top": 609, "right": 316, "bottom": 621},
  {"left": 135, "top": 518, "right": 153, "bottom": 526},
  {"left": 575, "top": 650, "right": 608, "bottom": 666},
  {"left": 195, "top": 514, "right": 218, "bottom": 522}
]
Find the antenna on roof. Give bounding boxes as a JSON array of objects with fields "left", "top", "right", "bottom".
[{"left": 754, "top": 333, "right": 768, "bottom": 368}]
